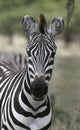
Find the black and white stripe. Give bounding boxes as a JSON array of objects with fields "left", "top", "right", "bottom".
[
  {"left": 0, "top": 14, "right": 64, "bottom": 130},
  {"left": 27, "top": 32, "right": 56, "bottom": 83},
  {"left": 0, "top": 53, "right": 27, "bottom": 70}
]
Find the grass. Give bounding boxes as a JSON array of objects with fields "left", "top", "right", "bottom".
[
  {"left": 49, "top": 56, "right": 80, "bottom": 110},
  {"left": 49, "top": 56, "right": 80, "bottom": 130}
]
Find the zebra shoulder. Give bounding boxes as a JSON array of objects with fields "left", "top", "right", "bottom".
[{"left": 0, "top": 61, "right": 17, "bottom": 75}]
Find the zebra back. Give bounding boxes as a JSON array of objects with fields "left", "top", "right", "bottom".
[{"left": 0, "top": 53, "right": 27, "bottom": 70}]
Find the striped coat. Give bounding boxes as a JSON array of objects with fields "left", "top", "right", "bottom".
[
  {"left": 0, "top": 14, "right": 64, "bottom": 130},
  {"left": 0, "top": 61, "right": 51, "bottom": 130}
]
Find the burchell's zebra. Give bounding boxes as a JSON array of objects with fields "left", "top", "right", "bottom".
[
  {"left": 0, "top": 53, "right": 27, "bottom": 70},
  {"left": 0, "top": 14, "right": 64, "bottom": 130}
]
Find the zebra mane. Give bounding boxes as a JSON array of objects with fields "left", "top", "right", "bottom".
[{"left": 39, "top": 14, "right": 47, "bottom": 34}]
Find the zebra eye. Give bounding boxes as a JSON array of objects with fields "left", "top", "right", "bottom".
[{"left": 50, "top": 52, "right": 55, "bottom": 58}]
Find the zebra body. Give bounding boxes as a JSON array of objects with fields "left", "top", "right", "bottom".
[
  {"left": 0, "top": 53, "right": 27, "bottom": 70},
  {"left": 0, "top": 61, "right": 51, "bottom": 130},
  {"left": 0, "top": 14, "right": 64, "bottom": 130}
]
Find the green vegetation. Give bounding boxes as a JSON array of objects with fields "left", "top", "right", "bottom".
[
  {"left": 50, "top": 56, "right": 80, "bottom": 130},
  {"left": 0, "top": 0, "right": 80, "bottom": 35},
  {"left": 50, "top": 56, "right": 80, "bottom": 110}
]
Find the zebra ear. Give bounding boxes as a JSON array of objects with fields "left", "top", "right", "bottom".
[
  {"left": 48, "top": 17, "right": 64, "bottom": 37},
  {"left": 22, "top": 15, "right": 37, "bottom": 36}
]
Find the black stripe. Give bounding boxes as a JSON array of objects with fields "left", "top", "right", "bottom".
[
  {"left": 6, "top": 99, "right": 14, "bottom": 129},
  {"left": 2, "top": 124, "right": 9, "bottom": 130},
  {"left": 24, "top": 80, "right": 31, "bottom": 94},
  {"left": 0, "top": 78, "right": 11, "bottom": 111}
]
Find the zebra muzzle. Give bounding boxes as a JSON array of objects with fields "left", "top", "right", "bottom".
[{"left": 31, "top": 77, "right": 48, "bottom": 100}]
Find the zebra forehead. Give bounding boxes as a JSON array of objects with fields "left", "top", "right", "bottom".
[{"left": 27, "top": 33, "right": 57, "bottom": 53}]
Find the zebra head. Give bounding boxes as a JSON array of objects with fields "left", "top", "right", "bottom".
[{"left": 22, "top": 14, "right": 64, "bottom": 100}]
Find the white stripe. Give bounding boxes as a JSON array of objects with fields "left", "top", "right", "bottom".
[
  {"left": 0, "top": 76, "right": 2, "bottom": 80},
  {"left": 45, "top": 65, "right": 53, "bottom": 71},
  {"left": 0, "top": 66, "right": 7, "bottom": 72}
]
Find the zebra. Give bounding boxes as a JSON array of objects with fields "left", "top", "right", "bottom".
[
  {"left": 0, "top": 53, "right": 27, "bottom": 70},
  {"left": 0, "top": 14, "right": 64, "bottom": 130}
]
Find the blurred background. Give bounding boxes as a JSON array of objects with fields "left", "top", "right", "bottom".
[{"left": 0, "top": 0, "right": 80, "bottom": 129}]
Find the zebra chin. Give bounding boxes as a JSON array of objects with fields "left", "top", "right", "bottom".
[{"left": 30, "top": 77, "right": 48, "bottom": 101}]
